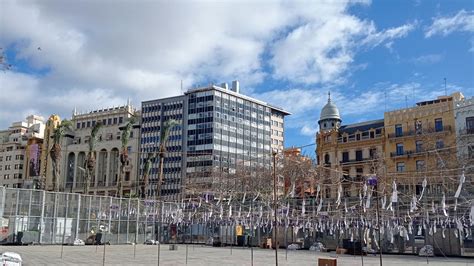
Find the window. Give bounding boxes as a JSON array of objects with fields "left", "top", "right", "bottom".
[
  {"left": 396, "top": 143, "right": 404, "bottom": 155},
  {"left": 324, "top": 154, "right": 330, "bottom": 165},
  {"left": 416, "top": 141, "right": 423, "bottom": 153},
  {"left": 468, "top": 145, "right": 474, "bottom": 159},
  {"left": 395, "top": 124, "right": 403, "bottom": 137},
  {"left": 76, "top": 123, "right": 80, "bottom": 129},
  {"left": 466, "top": 117, "right": 474, "bottom": 134},
  {"left": 369, "top": 148, "right": 377, "bottom": 159},
  {"left": 436, "top": 139, "right": 444, "bottom": 149},
  {"left": 416, "top": 160, "right": 425, "bottom": 172},
  {"left": 355, "top": 150, "right": 363, "bottom": 161},
  {"left": 435, "top": 118, "right": 443, "bottom": 132},
  {"left": 113, "top": 117, "right": 118, "bottom": 124},
  {"left": 119, "top": 117, "right": 123, "bottom": 124},
  {"left": 356, "top": 167, "right": 363, "bottom": 177},
  {"left": 342, "top": 152, "right": 349, "bottom": 162},
  {"left": 125, "top": 171, "right": 130, "bottom": 181},
  {"left": 396, "top": 162, "right": 405, "bottom": 172},
  {"left": 415, "top": 120, "right": 422, "bottom": 134}
]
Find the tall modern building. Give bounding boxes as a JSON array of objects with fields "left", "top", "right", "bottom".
[{"left": 140, "top": 81, "right": 290, "bottom": 200}]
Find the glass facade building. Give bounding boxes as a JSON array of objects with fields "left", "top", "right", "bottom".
[{"left": 141, "top": 82, "right": 289, "bottom": 200}]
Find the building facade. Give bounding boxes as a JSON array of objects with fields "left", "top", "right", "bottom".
[
  {"left": 315, "top": 92, "right": 466, "bottom": 211},
  {"left": 454, "top": 95, "right": 474, "bottom": 194},
  {"left": 0, "top": 115, "right": 45, "bottom": 188},
  {"left": 384, "top": 92, "right": 462, "bottom": 201},
  {"left": 316, "top": 94, "right": 385, "bottom": 199},
  {"left": 454, "top": 95, "right": 474, "bottom": 163},
  {"left": 140, "top": 81, "right": 290, "bottom": 200},
  {"left": 61, "top": 103, "right": 140, "bottom": 196}
]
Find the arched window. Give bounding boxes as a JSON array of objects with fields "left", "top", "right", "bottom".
[{"left": 324, "top": 154, "right": 330, "bottom": 165}]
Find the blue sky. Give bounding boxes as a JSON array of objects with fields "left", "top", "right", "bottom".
[{"left": 1, "top": 0, "right": 473, "bottom": 157}]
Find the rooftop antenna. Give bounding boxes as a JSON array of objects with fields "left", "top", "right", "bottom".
[
  {"left": 328, "top": 91, "right": 331, "bottom": 102},
  {"left": 405, "top": 95, "right": 408, "bottom": 108},
  {"left": 384, "top": 90, "right": 387, "bottom": 112},
  {"left": 180, "top": 79, "right": 184, "bottom": 93},
  {"left": 444, "top": 77, "right": 447, "bottom": 96}
]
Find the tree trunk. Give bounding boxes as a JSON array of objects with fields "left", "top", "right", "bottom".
[
  {"left": 50, "top": 143, "right": 61, "bottom": 192},
  {"left": 142, "top": 173, "right": 149, "bottom": 200},
  {"left": 117, "top": 151, "right": 128, "bottom": 198},
  {"left": 51, "top": 159, "right": 59, "bottom": 192},
  {"left": 84, "top": 152, "right": 95, "bottom": 195},
  {"left": 156, "top": 154, "right": 165, "bottom": 200}
]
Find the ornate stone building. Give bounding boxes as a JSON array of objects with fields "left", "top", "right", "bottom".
[
  {"left": 61, "top": 102, "right": 140, "bottom": 196},
  {"left": 315, "top": 94, "right": 385, "bottom": 199}
]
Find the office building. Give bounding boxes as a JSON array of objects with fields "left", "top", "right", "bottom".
[{"left": 140, "top": 81, "right": 290, "bottom": 200}]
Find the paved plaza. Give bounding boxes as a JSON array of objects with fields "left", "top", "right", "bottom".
[{"left": 1, "top": 244, "right": 473, "bottom": 266}]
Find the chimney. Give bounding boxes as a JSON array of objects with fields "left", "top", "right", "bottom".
[
  {"left": 221, "top": 82, "right": 228, "bottom": 90},
  {"left": 231, "top": 80, "right": 240, "bottom": 93}
]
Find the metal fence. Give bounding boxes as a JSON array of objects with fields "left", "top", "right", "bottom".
[
  {"left": 0, "top": 188, "right": 177, "bottom": 245},
  {"left": 0, "top": 188, "right": 472, "bottom": 258}
]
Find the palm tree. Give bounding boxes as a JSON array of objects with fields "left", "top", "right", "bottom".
[
  {"left": 141, "top": 152, "right": 156, "bottom": 199},
  {"left": 49, "top": 119, "right": 72, "bottom": 192},
  {"left": 84, "top": 122, "right": 102, "bottom": 194},
  {"left": 156, "top": 119, "right": 179, "bottom": 200},
  {"left": 117, "top": 116, "right": 136, "bottom": 197}
]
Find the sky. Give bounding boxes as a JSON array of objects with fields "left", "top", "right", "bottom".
[{"left": 1, "top": 0, "right": 473, "bottom": 157}]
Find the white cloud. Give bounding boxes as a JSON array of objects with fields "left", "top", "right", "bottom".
[
  {"left": 425, "top": 10, "right": 474, "bottom": 37},
  {"left": 362, "top": 22, "right": 417, "bottom": 48},
  {"left": 300, "top": 125, "right": 317, "bottom": 136},
  {"left": 411, "top": 54, "right": 444, "bottom": 64},
  {"left": 0, "top": 0, "right": 416, "bottom": 128}
]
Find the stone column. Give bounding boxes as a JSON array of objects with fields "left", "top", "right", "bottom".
[
  {"left": 105, "top": 150, "right": 111, "bottom": 188},
  {"left": 73, "top": 152, "right": 78, "bottom": 189}
]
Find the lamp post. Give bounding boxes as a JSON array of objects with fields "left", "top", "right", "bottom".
[
  {"left": 368, "top": 176, "right": 382, "bottom": 266},
  {"left": 272, "top": 150, "right": 278, "bottom": 266}
]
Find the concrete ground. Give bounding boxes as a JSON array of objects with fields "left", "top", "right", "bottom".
[{"left": 1, "top": 244, "right": 473, "bottom": 266}]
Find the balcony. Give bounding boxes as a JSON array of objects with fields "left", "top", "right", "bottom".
[
  {"left": 388, "top": 125, "right": 452, "bottom": 139},
  {"left": 388, "top": 130, "right": 415, "bottom": 139},
  {"left": 390, "top": 150, "right": 414, "bottom": 158},
  {"left": 340, "top": 157, "right": 376, "bottom": 165},
  {"left": 459, "top": 128, "right": 474, "bottom": 135}
]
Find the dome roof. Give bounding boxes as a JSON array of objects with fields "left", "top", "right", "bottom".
[{"left": 319, "top": 93, "right": 341, "bottom": 122}]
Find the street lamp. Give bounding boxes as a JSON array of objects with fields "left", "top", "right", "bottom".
[{"left": 367, "top": 176, "right": 382, "bottom": 266}]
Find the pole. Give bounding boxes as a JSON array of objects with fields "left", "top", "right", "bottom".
[
  {"left": 157, "top": 200, "right": 162, "bottom": 266},
  {"left": 359, "top": 204, "right": 364, "bottom": 266},
  {"left": 272, "top": 150, "right": 278, "bottom": 266},
  {"left": 375, "top": 185, "right": 382, "bottom": 266},
  {"left": 61, "top": 194, "right": 69, "bottom": 259}
]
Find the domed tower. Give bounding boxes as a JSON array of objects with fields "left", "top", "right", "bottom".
[{"left": 318, "top": 92, "right": 341, "bottom": 132}]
